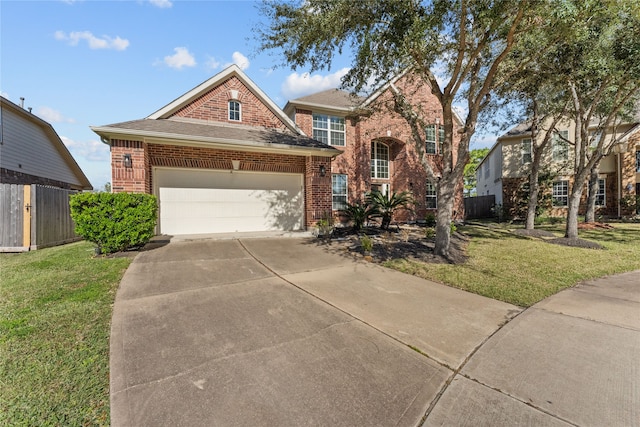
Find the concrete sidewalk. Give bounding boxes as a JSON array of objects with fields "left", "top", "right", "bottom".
[
  {"left": 425, "top": 270, "right": 640, "bottom": 426},
  {"left": 110, "top": 236, "right": 639, "bottom": 426}
]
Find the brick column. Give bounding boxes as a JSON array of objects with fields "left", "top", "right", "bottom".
[
  {"left": 305, "top": 156, "right": 333, "bottom": 227},
  {"left": 110, "top": 139, "right": 148, "bottom": 193}
]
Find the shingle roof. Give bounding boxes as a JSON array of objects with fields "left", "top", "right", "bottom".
[
  {"left": 92, "top": 117, "right": 339, "bottom": 153},
  {"left": 290, "top": 89, "right": 364, "bottom": 109}
]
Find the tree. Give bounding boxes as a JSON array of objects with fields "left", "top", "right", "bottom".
[
  {"left": 557, "top": 1, "right": 640, "bottom": 238},
  {"left": 257, "top": 0, "right": 545, "bottom": 257},
  {"left": 495, "top": 0, "right": 640, "bottom": 232},
  {"left": 464, "top": 148, "right": 489, "bottom": 197}
]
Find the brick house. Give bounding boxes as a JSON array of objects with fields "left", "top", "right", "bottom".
[
  {"left": 477, "top": 114, "right": 640, "bottom": 218},
  {"left": 285, "top": 73, "right": 464, "bottom": 223},
  {"left": 92, "top": 66, "right": 464, "bottom": 235}
]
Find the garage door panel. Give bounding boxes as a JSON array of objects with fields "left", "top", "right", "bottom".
[{"left": 155, "top": 169, "right": 304, "bottom": 235}]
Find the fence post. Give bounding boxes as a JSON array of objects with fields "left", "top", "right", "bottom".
[{"left": 22, "top": 185, "right": 31, "bottom": 248}]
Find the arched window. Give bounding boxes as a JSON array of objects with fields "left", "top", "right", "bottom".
[
  {"left": 228, "top": 100, "right": 241, "bottom": 121},
  {"left": 370, "top": 141, "right": 389, "bottom": 179}
]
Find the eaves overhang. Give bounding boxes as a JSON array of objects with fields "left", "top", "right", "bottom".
[{"left": 90, "top": 125, "right": 341, "bottom": 158}]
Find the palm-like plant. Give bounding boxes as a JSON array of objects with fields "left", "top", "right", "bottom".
[
  {"left": 366, "top": 190, "right": 413, "bottom": 230},
  {"left": 341, "top": 200, "right": 379, "bottom": 231}
]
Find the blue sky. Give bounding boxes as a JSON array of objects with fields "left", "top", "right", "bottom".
[{"left": 1, "top": 0, "right": 495, "bottom": 189}]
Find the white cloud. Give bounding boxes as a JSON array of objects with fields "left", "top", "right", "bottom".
[
  {"left": 223, "top": 51, "right": 250, "bottom": 70},
  {"left": 61, "top": 136, "right": 110, "bottom": 162},
  {"left": 163, "top": 47, "right": 196, "bottom": 70},
  {"left": 205, "top": 56, "right": 221, "bottom": 71},
  {"left": 149, "top": 0, "right": 172, "bottom": 8},
  {"left": 36, "top": 106, "right": 75, "bottom": 124},
  {"left": 281, "top": 68, "right": 350, "bottom": 99},
  {"left": 55, "top": 30, "right": 129, "bottom": 51}
]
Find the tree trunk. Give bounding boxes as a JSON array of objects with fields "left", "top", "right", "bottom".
[
  {"left": 565, "top": 178, "right": 586, "bottom": 238},
  {"left": 584, "top": 165, "right": 599, "bottom": 223},
  {"left": 525, "top": 166, "right": 541, "bottom": 230},
  {"left": 434, "top": 178, "right": 456, "bottom": 258}
]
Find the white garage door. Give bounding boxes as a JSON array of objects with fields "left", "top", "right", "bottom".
[{"left": 155, "top": 168, "right": 304, "bottom": 235}]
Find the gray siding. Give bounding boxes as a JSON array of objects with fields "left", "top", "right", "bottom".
[{"left": 0, "top": 106, "right": 82, "bottom": 186}]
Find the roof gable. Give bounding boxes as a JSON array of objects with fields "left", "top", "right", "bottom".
[
  {"left": 284, "top": 89, "right": 363, "bottom": 115},
  {"left": 1, "top": 96, "right": 92, "bottom": 190},
  {"left": 148, "top": 65, "right": 302, "bottom": 134}
]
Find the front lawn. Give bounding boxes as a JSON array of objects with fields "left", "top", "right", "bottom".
[
  {"left": 0, "top": 241, "right": 131, "bottom": 426},
  {"left": 385, "top": 222, "right": 640, "bottom": 307}
]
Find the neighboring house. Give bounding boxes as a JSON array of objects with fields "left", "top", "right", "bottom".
[
  {"left": 1, "top": 96, "right": 92, "bottom": 252},
  {"left": 477, "top": 114, "right": 640, "bottom": 218},
  {"left": 1, "top": 96, "right": 92, "bottom": 190},
  {"left": 92, "top": 65, "right": 464, "bottom": 236},
  {"left": 285, "top": 73, "right": 464, "bottom": 223}
]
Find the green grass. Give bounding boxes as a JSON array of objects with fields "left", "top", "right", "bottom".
[
  {"left": 385, "top": 222, "right": 640, "bottom": 307},
  {"left": 0, "top": 241, "right": 131, "bottom": 426}
]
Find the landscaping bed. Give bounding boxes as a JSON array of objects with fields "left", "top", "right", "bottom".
[{"left": 323, "top": 224, "right": 469, "bottom": 265}]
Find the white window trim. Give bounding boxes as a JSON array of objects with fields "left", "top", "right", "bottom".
[
  {"left": 552, "top": 180, "right": 569, "bottom": 207},
  {"left": 313, "top": 113, "right": 345, "bottom": 146},
  {"left": 425, "top": 125, "right": 437, "bottom": 154},
  {"left": 552, "top": 130, "right": 569, "bottom": 162},
  {"left": 522, "top": 138, "right": 532, "bottom": 164},
  {"left": 229, "top": 100, "right": 241, "bottom": 122},
  {"left": 595, "top": 178, "right": 606, "bottom": 207},
  {"left": 332, "top": 173, "right": 348, "bottom": 210},
  {"left": 426, "top": 181, "right": 437, "bottom": 209},
  {"left": 371, "top": 141, "right": 390, "bottom": 179}
]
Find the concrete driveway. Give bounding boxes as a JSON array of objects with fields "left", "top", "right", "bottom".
[{"left": 110, "top": 236, "right": 639, "bottom": 426}]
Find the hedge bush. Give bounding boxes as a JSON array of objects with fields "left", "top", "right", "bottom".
[{"left": 70, "top": 192, "right": 158, "bottom": 254}]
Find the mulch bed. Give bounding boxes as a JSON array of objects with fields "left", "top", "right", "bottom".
[
  {"left": 546, "top": 237, "right": 604, "bottom": 249},
  {"left": 321, "top": 225, "right": 469, "bottom": 265},
  {"left": 513, "top": 224, "right": 607, "bottom": 250},
  {"left": 512, "top": 229, "right": 557, "bottom": 238}
]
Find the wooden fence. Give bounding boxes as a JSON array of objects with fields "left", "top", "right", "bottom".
[
  {"left": 464, "top": 195, "right": 496, "bottom": 219},
  {"left": 0, "top": 184, "right": 81, "bottom": 252}
]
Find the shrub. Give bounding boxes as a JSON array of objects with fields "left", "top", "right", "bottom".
[
  {"left": 424, "top": 227, "right": 436, "bottom": 239},
  {"left": 360, "top": 234, "right": 373, "bottom": 253},
  {"left": 70, "top": 192, "right": 158, "bottom": 254},
  {"left": 425, "top": 212, "right": 436, "bottom": 227},
  {"left": 315, "top": 211, "right": 334, "bottom": 237},
  {"left": 450, "top": 222, "right": 458, "bottom": 233},
  {"left": 341, "top": 200, "right": 379, "bottom": 231},
  {"left": 366, "top": 190, "right": 413, "bottom": 230}
]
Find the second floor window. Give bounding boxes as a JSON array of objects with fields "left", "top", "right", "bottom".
[
  {"left": 313, "top": 114, "right": 345, "bottom": 146},
  {"left": 371, "top": 141, "right": 389, "bottom": 179},
  {"left": 229, "top": 101, "right": 241, "bottom": 121},
  {"left": 552, "top": 130, "right": 569, "bottom": 162},
  {"left": 425, "top": 125, "right": 437, "bottom": 154},
  {"left": 636, "top": 150, "right": 640, "bottom": 172},
  {"left": 522, "top": 138, "right": 532, "bottom": 164}
]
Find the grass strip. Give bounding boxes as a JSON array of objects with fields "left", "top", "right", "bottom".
[
  {"left": 384, "top": 223, "right": 640, "bottom": 307},
  {"left": 0, "top": 241, "right": 131, "bottom": 426}
]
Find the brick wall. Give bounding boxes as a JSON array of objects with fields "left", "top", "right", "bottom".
[
  {"left": 170, "top": 76, "right": 289, "bottom": 131},
  {"left": 111, "top": 140, "right": 147, "bottom": 193},
  {"left": 0, "top": 168, "right": 76, "bottom": 189},
  {"left": 305, "top": 156, "right": 332, "bottom": 227},
  {"left": 294, "top": 74, "right": 464, "bottom": 221}
]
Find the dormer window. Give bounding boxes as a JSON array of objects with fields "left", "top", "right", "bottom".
[{"left": 229, "top": 100, "right": 241, "bottom": 121}]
